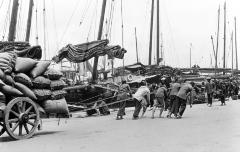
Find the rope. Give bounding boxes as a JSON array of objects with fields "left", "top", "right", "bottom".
[
  {"left": 80, "top": 91, "right": 115, "bottom": 104},
  {"left": 59, "top": 0, "right": 81, "bottom": 45},
  {"left": 83, "top": 97, "right": 133, "bottom": 112},
  {"left": 51, "top": 0, "right": 59, "bottom": 50},
  {"left": 35, "top": 0, "right": 39, "bottom": 45},
  {"left": 1, "top": 0, "right": 11, "bottom": 40},
  {"left": 79, "top": 0, "right": 93, "bottom": 26},
  {"left": 0, "top": 0, "right": 4, "bottom": 10},
  {"left": 105, "top": 0, "right": 115, "bottom": 41},
  {"left": 86, "top": 0, "right": 99, "bottom": 40},
  {"left": 16, "top": 0, "right": 22, "bottom": 40}
]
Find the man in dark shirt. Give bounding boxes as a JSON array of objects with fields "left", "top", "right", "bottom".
[
  {"left": 167, "top": 80, "right": 181, "bottom": 118},
  {"left": 175, "top": 81, "right": 194, "bottom": 119},
  {"left": 205, "top": 77, "right": 213, "bottom": 107}
]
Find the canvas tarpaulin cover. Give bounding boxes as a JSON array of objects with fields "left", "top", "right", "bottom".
[
  {"left": 0, "top": 41, "right": 42, "bottom": 60},
  {"left": 52, "top": 39, "right": 127, "bottom": 63}
]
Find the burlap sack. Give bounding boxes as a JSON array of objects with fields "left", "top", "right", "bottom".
[
  {"left": 14, "top": 73, "right": 32, "bottom": 87},
  {"left": 51, "top": 90, "right": 67, "bottom": 100},
  {"left": 0, "top": 84, "right": 23, "bottom": 96},
  {"left": 14, "top": 57, "right": 37, "bottom": 73},
  {"left": 15, "top": 82, "right": 37, "bottom": 100},
  {"left": 44, "top": 68, "right": 63, "bottom": 80},
  {"left": 33, "top": 89, "right": 51, "bottom": 101},
  {"left": 42, "top": 98, "right": 69, "bottom": 115},
  {"left": 50, "top": 80, "right": 67, "bottom": 90},
  {"left": 32, "top": 76, "right": 51, "bottom": 89},
  {"left": 3, "top": 74, "right": 15, "bottom": 86},
  {"left": 30, "top": 61, "right": 51, "bottom": 78}
]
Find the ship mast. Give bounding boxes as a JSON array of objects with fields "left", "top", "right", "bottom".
[
  {"left": 148, "top": 0, "right": 154, "bottom": 65},
  {"left": 215, "top": 5, "right": 220, "bottom": 75},
  {"left": 235, "top": 17, "right": 238, "bottom": 70},
  {"left": 8, "top": 0, "right": 19, "bottom": 41},
  {"left": 223, "top": 2, "right": 226, "bottom": 74},
  {"left": 135, "top": 27, "right": 139, "bottom": 63},
  {"left": 92, "top": 0, "right": 107, "bottom": 82},
  {"left": 25, "top": 0, "right": 34, "bottom": 42},
  {"left": 156, "top": 0, "right": 160, "bottom": 65}
]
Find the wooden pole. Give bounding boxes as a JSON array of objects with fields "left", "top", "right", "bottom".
[
  {"left": 135, "top": 27, "right": 139, "bottom": 63},
  {"left": 215, "top": 5, "right": 220, "bottom": 74},
  {"left": 25, "top": 0, "right": 34, "bottom": 42},
  {"left": 148, "top": 0, "right": 154, "bottom": 65},
  {"left": 156, "top": 0, "right": 160, "bottom": 65},
  {"left": 92, "top": 0, "right": 107, "bottom": 82},
  {"left": 235, "top": 17, "right": 238, "bottom": 70},
  {"left": 231, "top": 31, "right": 234, "bottom": 73},
  {"left": 223, "top": 2, "right": 226, "bottom": 74},
  {"left": 43, "top": 0, "right": 46, "bottom": 60},
  {"left": 190, "top": 43, "right": 192, "bottom": 68},
  {"left": 8, "top": 0, "right": 19, "bottom": 41}
]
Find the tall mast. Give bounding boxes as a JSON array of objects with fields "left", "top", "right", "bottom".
[
  {"left": 135, "top": 27, "right": 139, "bottom": 63},
  {"left": 190, "top": 43, "right": 192, "bottom": 68},
  {"left": 8, "top": 0, "right": 19, "bottom": 41},
  {"left": 120, "top": 0, "right": 124, "bottom": 68},
  {"left": 148, "top": 0, "right": 154, "bottom": 65},
  {"left": 235, "top": 17, "right": 238, "bottom": 70},
  {"left": 92, "top": 0, "right": 107, "bottom": 82},
  {"left": 215, "top": 5, "right": 220, "bottom": 74},
  {"left": 231, "top": 31, "right": 234, "bottom": 72},
  {"left": 25, "top": 0, "right": 34, "bottom": 42},
  {"left": 160, "top": 33, "right": 163, "bottom": 64},
  {"left": 43, "top": 0, "right": 46, "bottom": 60},
  {"left": 156, "top": 0, "right": 160, "bottom": 65},
  {"left": 223, "top": 1, "right": 226, "bottom": 74}
]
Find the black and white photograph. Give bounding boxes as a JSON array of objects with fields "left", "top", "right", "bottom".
[{"left": 0, "top": 0, "right": 240, "bottom": 151}]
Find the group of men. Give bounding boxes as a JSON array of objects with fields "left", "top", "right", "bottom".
[
  {"left": 100, "top": 76, "right": 238, "bottom": 120},
  {"left": 115, "top": 77, "right": 195, "bottom": 120}
]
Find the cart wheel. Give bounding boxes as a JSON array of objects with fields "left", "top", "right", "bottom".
[
  {"left": 4, "top": 97, "right": 39, "bottom": 140},
  {"left": 0, "top": 122, "right": 5, "bottom": 136}
]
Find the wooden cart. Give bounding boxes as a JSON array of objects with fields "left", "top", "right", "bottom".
[{"left": 0, "top": 97, "right": 40, "bottom": 140}]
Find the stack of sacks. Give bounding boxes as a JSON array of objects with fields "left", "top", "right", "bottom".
[
  {"left": 42, "top": 68, "right": 69, "bottom": 116},
  {"left": 0, "top": 54, "right": 69, "bottom": 117}
]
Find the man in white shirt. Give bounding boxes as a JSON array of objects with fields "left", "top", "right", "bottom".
[{"left": 132, "top": 80, "right": 150, "bottom": 120}]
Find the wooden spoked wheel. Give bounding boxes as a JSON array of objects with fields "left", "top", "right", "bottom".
[
  {"left": 4, "top": 97, "right": 39, "bottom": 140},
  {"left": 0, "top": 121, "right": 5, "bottom": 136}
]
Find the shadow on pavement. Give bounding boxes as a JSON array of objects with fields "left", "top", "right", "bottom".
[{"left": 0, "top": 131, "right": 62, "bottom": 142}]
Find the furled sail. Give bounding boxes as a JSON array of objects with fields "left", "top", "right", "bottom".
[{"left": 52, "top": 39, "right": 127, "bottom": 63}]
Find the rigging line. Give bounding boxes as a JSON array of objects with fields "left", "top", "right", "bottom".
[
  {"left": 16, "top": 0, "right": 22, "bottom": 40},
  {"left": 0, "top": 0, "right": 5, "bottom": 10},
  {"left": 86, "top": 0, "right": 99, "bottom": 40},
  {"left": 79, "top": 0, "right": 93, "bottom": 26},
  {"left": 2, "top": 0, "right": 11, "bottom": 40},
  {"left": 106, "top": 0, "right": 115, "bottom": 40},
  {"left": 93, "top": 0, "right": 99, "bottom": 40},
  {"left": 51, "top": 0, "right": 59, "bottom": 51},
  {"left": 59, "top": 0, "right": 81, "bottom": 44},
  {"left": 162, "top": 0, "right": 178, "bottom": 66},
  {"left": 35, "top": 0, "right": 39, "bottom": 45}
]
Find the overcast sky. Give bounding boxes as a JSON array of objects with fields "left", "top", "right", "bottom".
[{"left": 0, "top": 0, "right": 240, "bottom": 69}]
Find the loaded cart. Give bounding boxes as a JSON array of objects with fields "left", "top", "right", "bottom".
[{"left": 0, "top": 43, "right": 69, "bottom": 140}]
